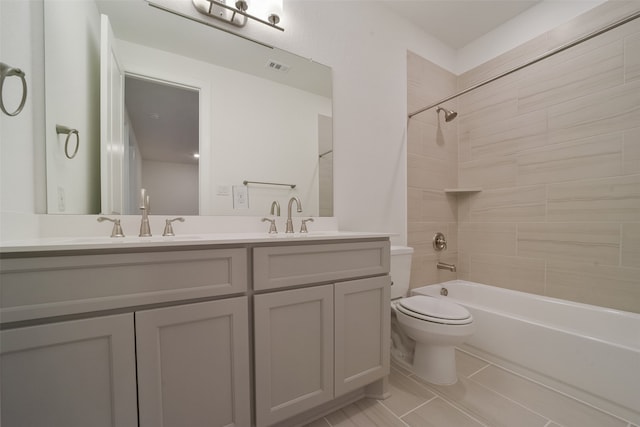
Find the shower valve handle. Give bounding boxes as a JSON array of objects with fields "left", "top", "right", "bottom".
[{"left": 433, "top": 232, "right": 447, "bottom": 251}]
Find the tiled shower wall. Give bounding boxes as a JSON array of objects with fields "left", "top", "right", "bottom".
[
  {"left": 407, "top": 1, "right": 640, "bottom": 313},
  {"left": 407, "top": 52, "right": 459, "bottom": 289}
]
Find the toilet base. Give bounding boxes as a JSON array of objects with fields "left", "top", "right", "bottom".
[{"left": 412, "top": 344, "right": 458, "bottom": 385}]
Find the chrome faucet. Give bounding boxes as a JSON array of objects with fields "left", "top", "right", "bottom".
[
  {"left": 285, "top": 197, "right": 302, "bottom": 233},
  {"left": 436, "top": 261, "right": 456, "bottom": 272},
  {"left": 139, "top": 188, "right": 152, "bottom": 237}
]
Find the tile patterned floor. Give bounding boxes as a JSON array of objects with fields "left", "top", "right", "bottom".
[{"left": 303, "top": 349, "right": 637, "bottom": 427}]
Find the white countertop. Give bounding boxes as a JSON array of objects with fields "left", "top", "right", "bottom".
[{"left": 0, "top": 231, "right": 392, "bottom": 254}]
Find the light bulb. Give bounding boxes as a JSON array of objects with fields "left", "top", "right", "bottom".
[
  {"left": 264, "top": 0, "right": 282, "bottom": 25},
  {"left": 235, "top": 0, "right": 248, "bottom": 12}
]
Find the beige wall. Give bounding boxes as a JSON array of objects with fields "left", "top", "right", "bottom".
[{"left": 407, "top": 2, "right": 640, "bottom": 313}]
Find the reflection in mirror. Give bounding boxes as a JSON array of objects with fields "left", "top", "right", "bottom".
[
  {"left": 123, "top": 75, "right": 199, "bottom": 215},
  {"left": 44, "top": 0, "right": 333, "bottom": 217}
]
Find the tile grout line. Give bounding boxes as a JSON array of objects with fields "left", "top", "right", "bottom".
[
  {"left": 544, "top": 182, "right": 548, "bottom": 295},
  {"left": 463, "top": 369, "right": 631, "bottom": 427},
  {"left": 402, "top": 366, "right": 494, "bottom": 427},
  {"left": 619, "top": 223, "right": 623, "bottom": 267},
  {"left": 424, "top": 349, "right": 628, "bottom": 427},
  {"left": 456, "top": 373, "right": 555, "bottom": 426},
  {"left": 395, "top": 364, "right": 491, "bottom": 426},
  {"left": 374, "top": 399, "right": 412, "bottom": 427},
  {"left": 466, "top": 362, "right": 492, "bottom": 379},
  {"left": 396, "top": 349, "right": 637, "bottom": 426},
  {"left": 395, "top": 394, "right": 439, "bottom": 419},
  {"left": 621, "top": 129, "right": 625, "bottom": 173},
  {"left": 456, "top": 347, "right": 634, "bottom": 424},
  {"left": 412, "top": 380, "right": 492, "bottom": 427},
  {"left": 468, "top": 352, "right": 634, "bottom": 424}
]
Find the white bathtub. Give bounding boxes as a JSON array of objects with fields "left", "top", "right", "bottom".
[{"left": 411, "top": 280, "right": 640, "bottom": 425}]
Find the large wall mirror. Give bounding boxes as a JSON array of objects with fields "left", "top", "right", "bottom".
[{"left": 43, "top": 0, "right": 333, "bottom": 217}]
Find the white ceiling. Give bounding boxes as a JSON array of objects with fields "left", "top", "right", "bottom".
[{"left": 381, "top": 0, "right": 542, "bottom": 49}]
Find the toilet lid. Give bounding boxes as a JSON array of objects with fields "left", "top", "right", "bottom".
[{"left": 398, "top": 296, "right": 472, "bottom": 324}]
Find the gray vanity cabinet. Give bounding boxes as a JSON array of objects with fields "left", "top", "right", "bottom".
[
  {"left": 0, "top": 247, "right": 249, "bottom": 427},
  {"left": 0, "top": 298, "right": 251, "bottom": 427},
  {"left": 252, "top": 241, "right": 391, "bottom": 427},
  {"left": 136, "top": 297, "right": 251, "bottom": 427},
  {"left": 1, "top": 238, "right": 390, "bottom": 427},
  {"left": 0, "top": 314, "right": 138, "bottom": 427}
]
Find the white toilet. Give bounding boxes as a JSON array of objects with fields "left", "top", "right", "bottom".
[{"left": 390, "top": 246, "right": 475, "bottom": 385}]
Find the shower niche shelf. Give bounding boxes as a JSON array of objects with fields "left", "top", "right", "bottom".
[{"left": 443, "top": 188, "right": 482, "bottom": 194}]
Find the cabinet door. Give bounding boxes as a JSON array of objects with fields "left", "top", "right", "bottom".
[
  {"left": 334, "top": 275, "right": 391, "bottom": 396},
  {"left": 0, "top": 314, "right": 137, "bottom": 427},
  {"left": 254, "top": 285, "right": 334, "bottom": 427},
  {"left": 135, "top": 297, "right": 250, "bottom": 427}
]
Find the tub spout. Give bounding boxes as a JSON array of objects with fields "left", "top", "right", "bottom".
[{"left": 437, "top": 261, "right": 456, "bottom": 272}]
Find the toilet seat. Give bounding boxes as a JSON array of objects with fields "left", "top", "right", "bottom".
[{"left": 396, "top": 296, "right": 472, "bottom": 325}]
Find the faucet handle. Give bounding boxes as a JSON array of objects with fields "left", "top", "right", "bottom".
[
  {"left": 163, "top": 217, "right": 185, "bottom": 236},
  {"left": 97, "top": 216, "right": 125, "bottom": 237},
  {"left": 300, "top": 218, "right": 314, "bottom": 233},
  {"left": 433, "top": 232, "right": 447, "bottom": 251},
  {"left": 261, "top": 217, "right": 278, "bottom": 234}
]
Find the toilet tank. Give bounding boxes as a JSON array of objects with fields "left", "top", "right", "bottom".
[{"left": 390, "top": 246, "right": 414, "bottom": 299}]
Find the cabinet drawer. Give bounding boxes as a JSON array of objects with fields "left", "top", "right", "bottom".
[
  {"left": 1, "top": 248, "right": 247, "bottom": 323},
  {"left": 253, "top": 240, "right": 389, "bottom": 291}
]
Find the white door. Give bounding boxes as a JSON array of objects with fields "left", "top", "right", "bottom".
[
  {"left": 0, "top": 314, "right": 138, "bottom": 427},
  {"left": 100, "top": 14, "right": 124, "bottom": 214},
  {"left": 136, "top": 298, "right": 251, "bottom": 427}
]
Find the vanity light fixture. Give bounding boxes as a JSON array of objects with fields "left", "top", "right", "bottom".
[
  {"left": 192, "top": 0, "right": 284, "bottom": 31},
  {"left": 263, "top": 0, "right": 283, "bottom": 26}
]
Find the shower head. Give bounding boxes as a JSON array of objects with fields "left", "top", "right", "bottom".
[{"left": 436, "top": 106, "right": 458, "bottom": 122}]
